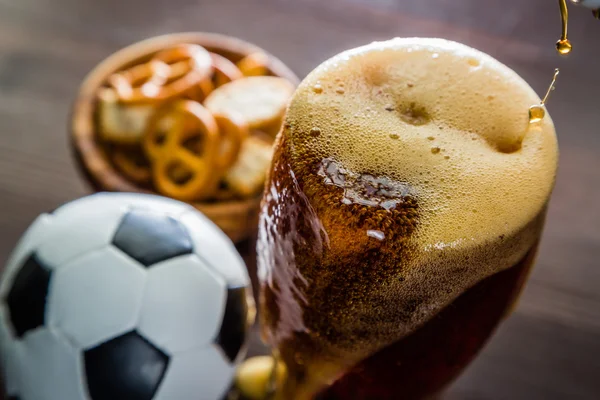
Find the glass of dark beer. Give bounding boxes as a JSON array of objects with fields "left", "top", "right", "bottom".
[{"left": 257, "top": 38, "right": 558, "bottom": 400}]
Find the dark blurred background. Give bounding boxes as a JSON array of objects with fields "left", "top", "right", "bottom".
[{"left": 0, "top": 0, "right": 599, "bottom": 399}]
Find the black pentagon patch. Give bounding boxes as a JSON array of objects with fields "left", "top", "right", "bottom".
[
  {"left": 217, "top": 287, "right": 248, "bottom": 362},
  {"left": 84, "top": 331, "right": 169, "bottom": 400},
  {"left": 6, "top": 255, "right": 51, "bottom": 338},
  {"left": 112, "top": 209, "right": 193, "bottom": 267}
]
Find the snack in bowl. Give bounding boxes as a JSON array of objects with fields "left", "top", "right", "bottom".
[
  {"left": 210, "top": 52, "right": 245, "bottom": 87},
  {"left": 71, "top": 33, "right": 299, "bottom": 242},
  {"left": 204, "top": 76, "right": 296, "bottom": 137},
  {"left": 144, "top": 99, "right": 222, "bottom": 201},
  {"left": 212, "top": 111, "right": 249, "bottom": 170},
  {"left": 107, "top": 58, "right": 171, "bottom": 103},
  {"left": 97, "top": 88, "right": 155, "bottom": 144},
  {"left": 237, "top": 52, "right": 271, "bottom": 77},
  {"left": 224, "top": 134, "right": 274, "bottom": 198}
]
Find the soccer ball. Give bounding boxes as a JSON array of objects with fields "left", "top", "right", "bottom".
[{"left": 0, "top": 192, "right": 254, "bottom": 400}]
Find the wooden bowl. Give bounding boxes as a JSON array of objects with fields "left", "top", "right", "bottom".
[{"left": 70, "top": 32, "right": 299, "bottom": 243}]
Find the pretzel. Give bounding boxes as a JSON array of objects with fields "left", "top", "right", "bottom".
[
  {"left": 110, "top": 146, "right": 152, "bottom": 184},
  {"left": 144, "top": 100, "right": 221, "bottom": 201},
  {"left": 237, "top": 52, "right": 271, "bottom": 77},
  {"left": 185, "top": 79, "right": 214, "bottom": 103},
  {"left": 151, "top": 44, "right": 214, "bottom": 101},
  {"left": 160, "top": 58, "right": 213, "bottom": 103},
  {"left": 210, "top": 53, "right": 244, "bottom": 87},
  {"left": 108, "top": 60, "right": 172, "bottom": 103},
  {"left": 185, "top": 53, "right": 245, "bottom": 102},
  {"left": 213, "top": 111, "right": 248, "bottom": 171}
]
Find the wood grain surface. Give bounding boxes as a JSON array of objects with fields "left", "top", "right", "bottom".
[{"left": 0, "top": 0, "right": 599, "bottom": 399}]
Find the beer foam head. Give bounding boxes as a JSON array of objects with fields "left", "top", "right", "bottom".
[{"left": 286, "top": 37, "right": 558, "bottom": 260}]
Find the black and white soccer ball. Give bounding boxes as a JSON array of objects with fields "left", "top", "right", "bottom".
[{"left": 0, "top": 192, "right": 255, "bottom": 400}]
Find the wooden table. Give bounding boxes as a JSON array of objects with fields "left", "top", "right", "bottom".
[{"left": 0, "top": 0, "right": 598, "bottom": 399}]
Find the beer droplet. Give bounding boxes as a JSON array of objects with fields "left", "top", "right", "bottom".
[
  {"left": 556, "top": 39, "right": 572, "bottom": 55},
  {"left": 528, "top": 105, "right": 546, "bottom": 123},
  {"left": 385, "top": 104, "right": 395, "bottom": 111},
  {"left": 427, "top": 136, "right": 435, "bottom": 141},
  {"left": 444, "top": 155, "right": 450, "bottom": 160},
  {"left": 336, "top": 87, "right": 345, "bottom": 94},
  {"left": 556, "top": 1, "right": 571, "bottom": 55},
  {"left": 389, "top": 133, "right": 399, "bottom": 139},
  {"left": 467, "top": 58, "right": 480, "bottom": 67},
  {"left": 529, "top": 68, "right": 559, "bottom": 124},
  {"left": 310, "top": 127, "right": 321, "bottom": 137},
  {"left": 367, "top": 230, "right": 386, "bottom": 241},
  {"left": 431, "top": 147, "right": 441, "bottom": 154},
  {"left": 312, "top": 84, "right": 323, "bottom": 94}
]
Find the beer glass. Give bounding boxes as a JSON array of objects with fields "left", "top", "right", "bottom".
[{"left": 257, "top": 38, "right": 558, "bottom": 400}]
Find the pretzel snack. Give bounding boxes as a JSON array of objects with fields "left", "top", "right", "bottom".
[
  {"left": 108, "top": 60, "right": 171, "bottom": 103},
  {"left": 151, "top": 44, "right": 214, "bottom": 101},
  {"left": 144, "top": 99, "right": 222, "bottom": 201},
  {"left": 211, "top": 53, "right": 244, "bottom": 87},
  {"left": 237, "top": 52, "right": 270, "bottom": 77},
  {"left": 213, "top": 111, "right": 248, "bottom": 171}
]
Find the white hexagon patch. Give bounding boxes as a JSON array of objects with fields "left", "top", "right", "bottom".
[
  {"left": 138, "top": 254, "right": 226, "bottom": 354},
  {"left": 46, "top": 247, "right": 146, "bottom": 349},
  {"left": 18, "top": 328, "right": 87, "bottom": 400},
  {"left": 179, "top": 210, "right": 249, "bottom": 289},
  {"left": 154, "top": 345, "right": 234, "bottom": 400}
]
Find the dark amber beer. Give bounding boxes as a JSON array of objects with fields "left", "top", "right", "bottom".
[{"left": 257, "top": 38, "right": 558, "bottom": 399}]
